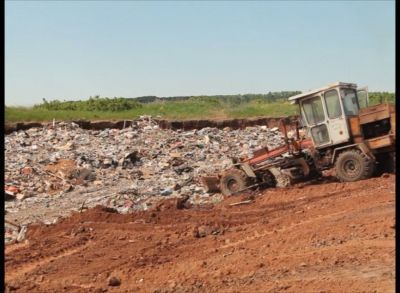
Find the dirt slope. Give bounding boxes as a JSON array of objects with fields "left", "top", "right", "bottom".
[{"left": 5, "top": 175, "right": 395, "bottom": 292}]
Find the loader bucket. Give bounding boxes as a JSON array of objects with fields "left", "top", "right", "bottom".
[{"left": 200, "top": 176, "right": 221, "bottom": 193}]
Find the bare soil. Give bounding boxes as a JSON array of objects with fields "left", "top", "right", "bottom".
[{"left": 5, "top": 175, "right": 395, "bottom": 292}]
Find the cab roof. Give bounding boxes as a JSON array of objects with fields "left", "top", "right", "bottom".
[{"left": 288, "top": 82, "right": 357, "bottom": 103}]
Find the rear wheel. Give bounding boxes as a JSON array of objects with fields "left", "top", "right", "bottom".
[
  {"left": 375, "top": 152, "right": 396, "bottom": 174},
  {"left": 220, "top": 169, "right": 248, "bottom": 196},
  {"left": 335, "top": 149, "right": 375, "bottom": 182}
]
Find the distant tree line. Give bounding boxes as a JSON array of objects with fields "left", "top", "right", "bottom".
[
  {"left": 32, "top": 91, "right": 394, "bottom": 112},
  {"left": 131, "top": 91, "right": 301, "bottom": 105},
  {"left": 34, "top": 96, "right": 142, "bottom": 112}
]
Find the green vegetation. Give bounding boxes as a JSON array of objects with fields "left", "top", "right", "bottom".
[
  {"left": 35, "top": 96, "right": 142, "bottom": 112},
  {"left": 369, "top": 92, "right": 395, "bottom": 105},
  {"left": 227, "top": 101, "right": 296, "bottom": 118},
  {"left": 5, "top": 91, "right": 395, "bottom": 123}
]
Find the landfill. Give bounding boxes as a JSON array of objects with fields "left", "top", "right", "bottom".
[{"left": 4, "top": 116, "right": 285, "bottom": 243}]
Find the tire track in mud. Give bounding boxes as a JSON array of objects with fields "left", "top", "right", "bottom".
[
  {"left": 4, "top": 241, "right": 30, "bottom": 254},
  {"left": 218, "top": 201, "right": 393, "bottom": 251},
  {"left": 5, "top": 240, "right": 92, "bottom": 282},
  {"left": 4, "top": 176, "right": 395, "bottom": 292},
  {"left": 215, "top": 182, "right": 389, "bottom": 226}
]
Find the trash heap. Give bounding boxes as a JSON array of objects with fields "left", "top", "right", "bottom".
[{"left": 4, "top": 116, "right": 285, "bottom": 242}]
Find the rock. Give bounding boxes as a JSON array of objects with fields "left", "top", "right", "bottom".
[
  {"left": 20, "top": 167, "right": 34, "bottom": 175},
  {"left": 195, "top": 226, "right": 209, "bottom": 238},
  {"left": 108, "top": 276, "right": 121, "bottom": 287},
  {"left": 102, "top": 158, "right": 112, "bottom": 168},
  {"left": 125, "top": 133, "right": 135, "bottom": 139},
  {"left": 78, "top": 168, "right": 95, "bottom": 181},
  {"left": 122, "top": 151, "right": 140, "bottom": 168},
  {"left": 16, "top": 193, "right": 33, "bottom": 201},
  {"left": 176, "top": 195, "right": 191, "bottom": 210},
  {"left": 160, "top": 188, "right": 173, "bottom": 196},
  {"left": 58, "top": 142, "right": 74, "bottom": 150},
  {"left": 63, "top": 185, "right": 74, "bottom": 193}
]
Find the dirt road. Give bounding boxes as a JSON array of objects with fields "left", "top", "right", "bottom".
[{"left": 5, "top": 175, "right": 395, "bottom": 292}]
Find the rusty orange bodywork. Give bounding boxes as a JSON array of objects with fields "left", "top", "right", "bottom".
[
  {"left": 348, "top": 103, "right": 396, "bottom": 150},
  {"left": 358, "top": 103, "right": 395, "bottom": 125},
  {"left": 390, "top": 112, "right": 396, "bottom": 135},
  {"left": 243, "top": 138, "right": 314, "bottom": 166},
  {"left": 366, "top": 135, "right": 395, "bottom": 150},
  {"left": 349, "top": 116, "right": 361, "bottom": 135}
]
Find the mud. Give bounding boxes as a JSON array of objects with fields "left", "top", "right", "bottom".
[{"left": 4, "top": 175, "right": 395, "bottom": 292}]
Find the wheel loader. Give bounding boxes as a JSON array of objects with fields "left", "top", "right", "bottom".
[{"left": 201, "top": 82, "right": 396, "bottom": 196}]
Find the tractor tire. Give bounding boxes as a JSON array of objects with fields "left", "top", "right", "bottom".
[
  {"left": 374, "top": 152, "right": 396, "bottom": 175},
  {"left": 384, "top": 151, "right": 396, "bottom": 174},
  {"left": 260, "top": 170, "right": 277, "bottom": 188},
  {"left": 220, "top": 168, "right": 248, "bottom": 196},
  {"left": 303, "top": 152, "right": 322, "bottom": 179},
  {"left": 335, "top": 149, "right": 375, "bottom": 182}
]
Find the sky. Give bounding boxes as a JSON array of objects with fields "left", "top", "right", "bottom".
[{"left": 5, "top": 0, "right": 395, "bottom": 106}]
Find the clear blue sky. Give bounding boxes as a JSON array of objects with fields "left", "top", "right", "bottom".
[{"left": 5, "top": 1, "right": 395, "bottom": 106}]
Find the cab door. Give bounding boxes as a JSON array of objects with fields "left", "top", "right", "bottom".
[
  {"left": 323, "top": 89, "right": 350, "bottom": 145},
  {"left": 300, "top": 95, "right": 331, "bottom": 148}
]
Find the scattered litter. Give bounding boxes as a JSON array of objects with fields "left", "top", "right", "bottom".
[
  {"left": 4, "top": 116, "right": 285, "bottom": 242},
  {"left": 229, "top": 200, "right": 254, "bottom": 206}
]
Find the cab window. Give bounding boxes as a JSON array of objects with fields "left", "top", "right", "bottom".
[
  {"left": 311, "top": 124, "right": 330, "bottom": 145},
  {"left": 324, "top": 90, "right": 342, "bottom": 119},
  {"left": 302, "top": 96, "right": 325, "bottom": 125},
  {"left": 341, "top": 88, "right": 359, "bottom": 115},
  {"left": 357, "top": 90, "right": 368, "bottom": 109}
]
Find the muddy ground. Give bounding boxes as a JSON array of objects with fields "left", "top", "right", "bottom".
[{"left": 5, "top": 174, "right": 395, "bottom": 292}]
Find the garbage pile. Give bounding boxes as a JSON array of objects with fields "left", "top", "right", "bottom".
[{"left": 4, "top": 116, "right": 285, "bottom": 242}]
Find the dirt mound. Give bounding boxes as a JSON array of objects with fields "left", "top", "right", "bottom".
[
  {"left": 5, "top": 116, "right": 299, "bottom": 134},
  {"left": 5, "top": 175, "right": 395, "bottom": 292}
]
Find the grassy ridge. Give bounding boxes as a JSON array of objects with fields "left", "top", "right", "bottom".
[
  {"left": 5, "top": 100, "right": 297, "bottom": 122},
  {"left": 5, "top": 92, "right": 394, "bottom": 123}
]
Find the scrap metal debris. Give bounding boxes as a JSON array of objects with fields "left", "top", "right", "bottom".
[{"left": 4, "top": 116, "right": 285, "bottom": 243}]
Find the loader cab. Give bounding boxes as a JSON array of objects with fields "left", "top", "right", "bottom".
[{"left": 289, "top": 82, "right": 369, "bottom": 149}]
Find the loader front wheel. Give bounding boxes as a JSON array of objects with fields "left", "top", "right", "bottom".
[
  {"left": 335, "top": 149, "right": 375, "bottom": 182},
  {"left": 220, "top": 169, "right": 248, "bottom": 196}
]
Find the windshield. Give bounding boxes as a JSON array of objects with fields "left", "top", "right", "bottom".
[{"left": 340, "top": 88, "right": 359, "bottom": 115}]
